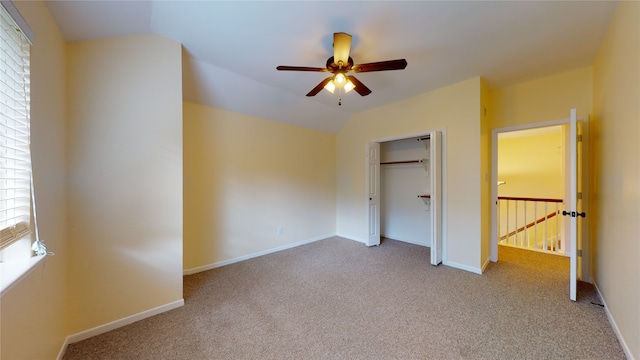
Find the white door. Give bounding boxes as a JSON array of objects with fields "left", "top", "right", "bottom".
[
  {"left": 430, "top": 131, "right": 443, "bottom": 265},
  {"left": 366, "top": 142, "right": 381, "bottom": 247},
  {"left": 565, "top": 109, "right": 581, "bottom": 301}
]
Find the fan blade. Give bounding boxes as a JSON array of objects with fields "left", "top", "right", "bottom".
[
  {"left": 333, "top": 32, "right": 352, "bottom": 66},
  {"left": 306, "top": 77, "right": 333, "bottom": 97},
  {"left": 346, "top": 76, "right": 372, "bottom": 96},
  {"left": 353, "top": 59, "right": 407, "bottom": 73},
  {"left": 277, "top": 65, "right": 328, "bottom": 72}
]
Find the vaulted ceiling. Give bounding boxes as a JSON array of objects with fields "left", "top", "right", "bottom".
[{"left": 45, "top": 1, "right": 618, "bottom": 133}]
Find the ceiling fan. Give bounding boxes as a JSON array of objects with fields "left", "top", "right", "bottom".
[{"left": 277, "top": 32, "right": 407, "bottom": 98}]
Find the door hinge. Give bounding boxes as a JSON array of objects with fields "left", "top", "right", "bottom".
[
  {"left": 577, "top": 250, "right": 583, "bottom": 257},
  {"left": 577, "top": 192, "right": 583, "bottom": 200},
  {"left": 577, "top": 134, "right": 583, "bottom": 142}
]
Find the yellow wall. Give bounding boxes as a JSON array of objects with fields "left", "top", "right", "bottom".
[
  {"left": 490, "top": 66, "right": 593, "bottom": 128},
  {"left": 592, "top": 1, "right": 640, "bottom": 358},
  {"left": 2, "top": 2, "right": 637, "bottom": 358},
  {"left": 0, "top": 2, "right": 68, "bottom": 359},
  {"left": 498, "top": 132, "right": 564, "bottom": 199},
  {"left": 337, "top": 77, "right": 484, "bottom": 272},
  {"left": 488, "top": 62, "right": 592, "bottom": 270},
  {"left": 66, "top": 34, "right": 184, "bottom": 334},
  {"left": 183, "top": 102, "right": 336, "bottom": 270},
  {"left": 480, "top": 78, "right": 491, "bottom": 267}
]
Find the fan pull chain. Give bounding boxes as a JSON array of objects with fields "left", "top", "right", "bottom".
[{"left": 338, "top": 97, "right": 342, "bottom": 106}]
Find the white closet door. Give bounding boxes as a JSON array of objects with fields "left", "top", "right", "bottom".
[
  {"left": 366, "top": 142, "right": 381, "bottom": 247},
  {"left": 430, "top": 131, "right": 442, "bottom": 265}
]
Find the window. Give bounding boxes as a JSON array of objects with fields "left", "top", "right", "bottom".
[
  {"left": 0, "top": 1, "right": 31, "bottom": 261},
  {"left": 0, "top": 0, "right": 40, "bottom": 295}
]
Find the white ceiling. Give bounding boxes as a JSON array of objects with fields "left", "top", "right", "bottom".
[{"left": 45, "top": 1, "right": 618, "bottom": 133}]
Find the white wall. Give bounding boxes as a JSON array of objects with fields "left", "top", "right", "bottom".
[
  {"left": 380, "top": 138, "right": 431, "bottom": 246},
  {"left": 592, "top": 2, "right": 640, "bottom": 358},
  {"left": 337, "top": 77, "right": 484, "bottom": 272},
  {"left": 0, "top": 2, "right": 68, "bottom": 359},
  {"left": 66, "top": 34, "right": 183, "bottom": 334},
  {"left": 183, "top": 102, "right": 336, "bottom": 271}
]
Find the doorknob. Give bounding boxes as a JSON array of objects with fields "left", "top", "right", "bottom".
[{"left": 562, "top": 210, "right": 586, "bottom": 218}]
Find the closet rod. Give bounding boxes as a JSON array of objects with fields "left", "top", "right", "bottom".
[{"left": 380, "top": 159, "right": 423, "bottom": 165}]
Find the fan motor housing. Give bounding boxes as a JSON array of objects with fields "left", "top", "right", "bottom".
[{"left": 326, "top": 56, "right": 354, "bottom": 72}]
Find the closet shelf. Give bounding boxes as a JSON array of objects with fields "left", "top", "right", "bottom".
[
  {"left": 418, "top": 194, "right": 431, "bottom": 210},
  {"left": 380, "top": 159, "right": 423, "bottom": 165}
]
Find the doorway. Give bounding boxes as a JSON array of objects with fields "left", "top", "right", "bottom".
[
  {"left": 491, "top": 110, "right": 589, "bottom": 300},
  {"left": 380, "top": 137, "right": 431, "bottom": 246},
  {"left": 496, "top": 125, "right": 566, "bottom": 255},
  {"left": 366, "top": 129, "right": 445, "bottom": 266}
]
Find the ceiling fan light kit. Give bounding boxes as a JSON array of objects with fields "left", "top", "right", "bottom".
[
  {"left": 324, "top": 72, "right": 354, "bottom": 95},
  {"left": 277, "top": 32, "right": 407, "bottom": 104}
]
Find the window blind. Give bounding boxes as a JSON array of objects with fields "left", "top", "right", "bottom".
[{"left": 0, "top": 3, "right": 31, "bottom": 251}]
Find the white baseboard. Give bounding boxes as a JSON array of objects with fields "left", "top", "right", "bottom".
[
  {"left": 335, "top": 233, "right": 365, "bottom": 244},
  {"left": 592, "top": 280, "right": 636, "bottom": 360},
  {"left": 481, "top": 257, "right": 491, "bottom": 273},
  {"left": 183, "top": 234, "right": 335, "bottom": 275},
  {"left": 58, "top": 299, "right": 184, "bottom": 358},
  {"left": 381, "top": 234, "right": 429, "bottom": 247},
  {"left": 443, "top": 260, "right": 483, "bottom": 275},
  {"left": 56, "top": 336, "right": 70, "bottom": 360}
]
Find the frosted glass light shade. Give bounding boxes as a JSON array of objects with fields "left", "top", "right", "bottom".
[
  {"left": 324, "top": 80, "right": 336, "bottom": 93},
  {"left": 344, "top": 80, "right": 355, "bottom": 93}
]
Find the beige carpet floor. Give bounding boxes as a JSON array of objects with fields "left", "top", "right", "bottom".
[{"left": 63, "top": 237, "right": 626, "bottom": 359}]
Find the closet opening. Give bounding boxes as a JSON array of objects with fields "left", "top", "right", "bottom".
[
  {"left": 366, "top": 130, "right": 444, "bottom": 265},
  {"left": 380, "top": 136, "right": 432, "bottom": 248}
]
